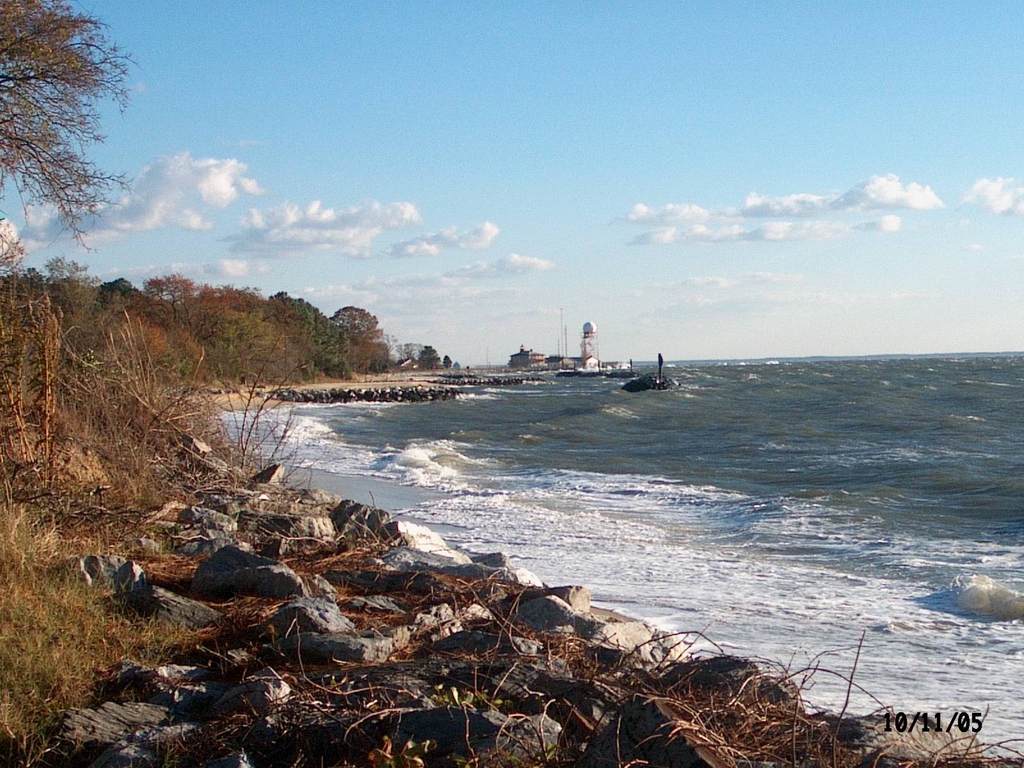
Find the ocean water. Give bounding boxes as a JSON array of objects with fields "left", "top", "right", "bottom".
[{"left": 259, "top": 357, "right": 1024, "bottom": 747}]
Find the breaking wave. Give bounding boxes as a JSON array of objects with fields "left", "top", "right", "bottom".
[{"left": 953, "top": 574, "right": 1024, "bottom": 620}]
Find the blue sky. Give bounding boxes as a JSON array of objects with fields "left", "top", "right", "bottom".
[{"left": 8, "top": 2, "right": 1024, "bottom": 363}]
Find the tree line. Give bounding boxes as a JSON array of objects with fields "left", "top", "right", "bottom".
[{"left": 1, "top": 259, "right": 452, "bottom": 386}]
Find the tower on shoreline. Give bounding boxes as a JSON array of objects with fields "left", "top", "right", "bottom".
[{"left": 581, "top": 321, "right": 599, "bottom": 370}]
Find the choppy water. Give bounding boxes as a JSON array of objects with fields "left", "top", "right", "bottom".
[{"left": 262, "top": 356, "right": 1024, "bottom": 746}]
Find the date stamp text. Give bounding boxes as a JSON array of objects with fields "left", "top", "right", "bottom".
[{"left": 883, "top": 712, "right": 983, "bottom": 734}]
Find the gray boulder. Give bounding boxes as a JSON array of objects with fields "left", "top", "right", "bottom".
[
  {"left": 267, "top": 596, "right": 355, "bottom": 636},
  {"left": 89, "top": 743, "right": 157, "bottom": 768},
  {"left": 323, "top": 568, "right": 450, "bottom": 596},
  {"left": 343, "top": 594, "right": 406, "bottom": 614},
  {"left": 121, "top": 584, "right": 223, "bottom": 629},
  {"left": 471, "top": 551, "right": 512, "bottom": 568},
  {"left": 191, "top": 546, "right": 307, "bottom": 600},
  {"left": 516, "top": 595, "right": 602, "bottom": 635},
  {"left": 76, "top": 555, "right": 128, "bottom": 588},
  {"left": 111, "top": 560, "right": 148, "bottom": 594},
  {"left": 432, "top": 630, "right": 544, "bottom": 657},
  {"left": 392, "top": 707, "right": 561, "bottom": 761},
  {"left": 329, "top": 500, "right": 393, "bottom": 540},
  {"left": 522, "top": 584, "right": 592, "bottom": 612},
  {"left": 213, "top": 668, "right": 291, "bottom": 715},
  {"left": 180, "top": 505, "right": 237, "bottom": 532},
  {"left": 88, "top": 723, "right": 202, "bottom": 768},
  {"left": 196, "top": 494, "right": 243, "bottom": 517},
  {"left": 381, "top": 546, "right": 543, "bottom": 585},
  {"left": 383, "top": 520, "right": 469, "bottom": 560},
  {"left": 149, "top": 680, "right": 230, "bottom": 721},
  {"left": 132, "top": 538, "right": 163, "bottom": 554},
  {"left": 516, "top": 595, "right": 686, "bottom": 666},
  {"left": 241, "top": 510, "right": 336, "bottom": 541},
  {"left": 174, "top": 533, "right": 243, "bottom": 558},
  {"left": 274, "top": 627, "right": 411, "bottom": 663},
  {"left": 60, "top": 701, "right": 169, "bottom": 749},
  {"left": 591, "top": 619, "right": 688, "bottom": 666}
]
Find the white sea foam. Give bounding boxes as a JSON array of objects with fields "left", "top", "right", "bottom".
[
  {"left": 378, "top": 439, "right": 496, "bottom": 491},
  {"left": 954, "top": 574, "right": 1024, "bottom": 620}
]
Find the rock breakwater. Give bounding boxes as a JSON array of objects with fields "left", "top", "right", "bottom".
[
  {"left": 271, "top": 385, "right": 459, "bottom": 404},
  {"left": 441, "top": 374, "right": 546, "bottom": 387}
]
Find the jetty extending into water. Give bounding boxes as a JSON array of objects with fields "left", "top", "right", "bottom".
[{"left": 269, "top": 374, "right": 547, "bottom": 404}]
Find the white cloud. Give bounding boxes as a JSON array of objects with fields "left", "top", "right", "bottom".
[
  {"left": 301, "top": 283, "right": 378, "bottom": 304},
  {"left": 742, "top": 192, "right": 830, "bottom": 217},
  {"left": 231, "top": 199, "right": 422, "bottom": 258},
  {"left": 855, "top": 214, "right": 902, "bottom": 232},
  {"left": 619, "top": 202, "right": 711, "bottom": 225},
  {"left": 632, "top": 221, "right": 850, "bottom": 244},
  {"left": 625, "top": 174, "right": 940, "bottom": 247},
  {"left": 878, "top": 214, "right": 902, "bottom": 232},
  {"left": 205, "top": 259, "right": 270, "bottom": 278},
  {"left": 102, "top": 258, "right": 271, "bottom": 281},
  {"left": 454, "top": 253, "right": 555, "bottom": 278},
  {"left": 686, "top": 276, "right": 739, "bottom": 288},
  {"left": 964, "top": 177, "right": 1024, "bottom": 215},
  {"left": 388, "top": 221, "right": 500, "bottom": 257},
  {"left": 20, "top": 152, "right": 265, "bottom": 249},
  {"left": 963, "top": 243, "right": 984, "bottom": 252},
  {"left": 831, "top": 174, "right": 944, "bottom": 211},
  {"left": 742, "top": 175, "right": 943, "bottom": 216},
  {"left": 744, "top": 271, "right": 807, "bottom": 284},
  {"left": 305, "top": 253, "right": 553, "bottom": 314},
  {"left": 353, "top": 272, "right": 517, "bottom": 312},
  {"left": 748, "top": 221, "right": 851, "bottom": 241},
  {"left": 101, "top": 153, "right": 264, "bottom": 232}
]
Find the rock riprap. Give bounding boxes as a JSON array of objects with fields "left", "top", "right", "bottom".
[{"left": 62, "top": 478, "right": 1004, "bottom": 768}]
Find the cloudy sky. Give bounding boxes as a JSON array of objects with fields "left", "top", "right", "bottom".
[{"left": 8, "top": 2, "right": 1024, "bottom": 363}]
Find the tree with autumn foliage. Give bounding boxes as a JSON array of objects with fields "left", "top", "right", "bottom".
[
  {"left": 0, "top": 0, "right": 130, "bottom": 238},
  {"left": 330, "top": 306, "right": 390, "bottom": 374}
]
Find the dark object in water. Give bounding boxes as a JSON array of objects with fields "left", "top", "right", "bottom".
[{"left": 621, "top": 374, "right": 675, "bottom": 393}]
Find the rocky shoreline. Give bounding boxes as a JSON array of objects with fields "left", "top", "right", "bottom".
[{"left": 58, "top": 448, "right": 1017, "bottom": 768}]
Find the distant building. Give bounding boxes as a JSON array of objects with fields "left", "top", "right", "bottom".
[
  {"left": 509, "top": 345, "right": 547, "bottom": 369},
  {"left": 546, "top": 355, "right": 573, "bottom": 369}
]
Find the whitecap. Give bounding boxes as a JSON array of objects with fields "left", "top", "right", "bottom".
[{"left": 953, "top": 574, "right": 1024, "bottom": 620}]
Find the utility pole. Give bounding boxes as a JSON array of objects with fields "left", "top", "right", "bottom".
[{"left": 559, "top": 308, "right": 564, "bottom": 358}]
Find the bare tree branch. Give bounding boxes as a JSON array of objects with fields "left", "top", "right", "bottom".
[{"left": 0, "top": 0, "right": 130, "bottom": 241}]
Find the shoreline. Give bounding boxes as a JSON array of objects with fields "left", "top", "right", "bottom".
[
  {"left": 66, "top": 460, "right": 961, "bottom": 766},
  {"left": 209, "top": 389, "right": 1022, "bottom": 761}
]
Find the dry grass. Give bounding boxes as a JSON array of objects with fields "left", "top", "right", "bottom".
[
  {"left": 0, "top": 299, "right": 220, "bottom": 765},
  {"left": 59, "top": 314, "right": 225, "bottom": 506},
  {"left": 0, "top": 498, "right": 192, "bottom": 766}
]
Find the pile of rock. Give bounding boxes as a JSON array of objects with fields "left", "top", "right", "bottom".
[
  {"left": 441, "top": 375, "right": 546, "bottom": 387},
  {"left": 63, "top": 475, "right": 997, "bottom": 768},
  {"left": 621, "top": 374, "right": 677, "bottom": 393},
  {"left": 271, "top": 386, "right": 459, "bottom": 404}
]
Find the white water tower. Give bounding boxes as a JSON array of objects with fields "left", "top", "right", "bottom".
[{"left": 581, "top": 321, "right": 600, "bottom": 370}]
